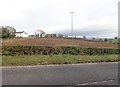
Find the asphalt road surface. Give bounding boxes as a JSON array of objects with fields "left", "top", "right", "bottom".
[{"left": 2, "top": 62, "right": 118, "bottom": 85}]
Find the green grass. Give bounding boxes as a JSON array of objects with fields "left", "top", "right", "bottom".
[
  {"left": 1, "top": 54, "right": 119, "bottom": 66},
  {"left": 107, "top": 39, "right": 120, "bottom": 44}
]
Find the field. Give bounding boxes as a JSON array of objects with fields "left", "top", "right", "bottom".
[
  {"left": 2, "top": 37, "right": 119, "bottom": 48},
  {"left": 107, "top": 39, "right": 120, "bottom": 44},
  {"left": 1, "top": 37, "right": 119, "bottom": 66}
]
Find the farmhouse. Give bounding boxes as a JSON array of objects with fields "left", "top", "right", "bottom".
[{"left": 16, "top": 31, "right": 28, "bottom": 37}]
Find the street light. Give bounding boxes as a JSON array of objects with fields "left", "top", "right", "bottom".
[{"left": 70, "top": 12, "right": 75, "bottom": 45}]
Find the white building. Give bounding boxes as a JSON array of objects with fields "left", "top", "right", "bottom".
[{"left": 16, "top": 31, "right": 28, "bottom": 37}]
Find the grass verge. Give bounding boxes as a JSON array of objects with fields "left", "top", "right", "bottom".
[{"left": 1, "top": 55, "right": 119, "bottom": 66}]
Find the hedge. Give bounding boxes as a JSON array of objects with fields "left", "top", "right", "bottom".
[{"left": 1, "top": 45, "right": 119, "bottom": 56}]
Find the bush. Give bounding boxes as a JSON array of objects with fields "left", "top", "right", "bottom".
[{"left": 1, "top": 45, "right": 119, "bottom": 56}]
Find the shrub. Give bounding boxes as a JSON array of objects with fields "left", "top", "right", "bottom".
[{"left": 1, "top": 45, "right": 119, "bottom": 56}]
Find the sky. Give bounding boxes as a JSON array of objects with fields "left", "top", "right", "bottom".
[{"left": 0, "top": 0, "right": 119, "bottom": 38}]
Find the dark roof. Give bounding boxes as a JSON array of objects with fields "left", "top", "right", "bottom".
[{"left": 15, "top": 31, "right": 24, "bottom": 33}]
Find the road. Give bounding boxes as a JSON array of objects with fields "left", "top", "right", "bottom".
[{"left": 2, "top": 62, "right": 118, "bottom": 85}]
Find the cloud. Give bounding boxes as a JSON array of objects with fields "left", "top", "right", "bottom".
[
  {"left": 0, "top": 0, "right": 118, "bottom": 38},
  {"left": 0, "top": 0, "right": 49, "bottom": 21}
]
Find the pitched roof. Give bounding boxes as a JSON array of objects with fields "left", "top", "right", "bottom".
[{"left": 15, "top": 31, "right": 24, "bottom": 33}]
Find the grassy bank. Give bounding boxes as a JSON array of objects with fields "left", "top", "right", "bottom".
[{"left": 1, "top": 55, "right": 119, "bottom": 66}]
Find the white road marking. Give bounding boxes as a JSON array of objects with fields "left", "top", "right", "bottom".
[{"left": 77, "top": 79, "right": 116, "bottom": 85}]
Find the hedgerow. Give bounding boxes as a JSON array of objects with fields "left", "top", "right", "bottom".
[{"left": 1, "top": 45, "right": 119, "bottom": 56}]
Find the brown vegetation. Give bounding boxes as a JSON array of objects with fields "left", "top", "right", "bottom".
[{"left": 2, "top": 37, "right": 118, "bottom": 48}]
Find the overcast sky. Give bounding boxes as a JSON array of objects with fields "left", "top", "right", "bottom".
[{"left": 0, "top": 0, "right": 119, "bottom": 38}]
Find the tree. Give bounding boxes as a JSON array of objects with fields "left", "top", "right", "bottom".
[
  {"left": 83, "top": 36, "right": 86, "bottom": 40},
  {"left": 6, "top": 26, "right": 16, "bottom": 38},
  {"left": 114, "top": 37, "right": 118, "bottom": 39},
  {"left": 0, "top": 26, "right": 16, "bottom": 38},
  {"left": 92, "top": 37, "right": 95, "bottom": 41},
  {"left": 0, "top": 26, "right": 9, "bottom": 38},
  {"left": 104, "top": 38, "right": 108, "bottom": 42}
]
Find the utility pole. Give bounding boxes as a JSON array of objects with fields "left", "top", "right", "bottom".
[{"left": 70, "top": 12, "right": 75, "bottom": 45}]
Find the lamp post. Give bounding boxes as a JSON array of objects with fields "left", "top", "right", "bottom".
[{"left": 70, "top": 12, "right": 75, "bottom": 45}]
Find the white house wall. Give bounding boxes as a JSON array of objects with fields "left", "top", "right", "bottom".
[
  {"left": 16, "top": 33, "right": 28, "bottom": 37},
  {"left": 22, "top": 33, "right": 28, "bottom": 37}
]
